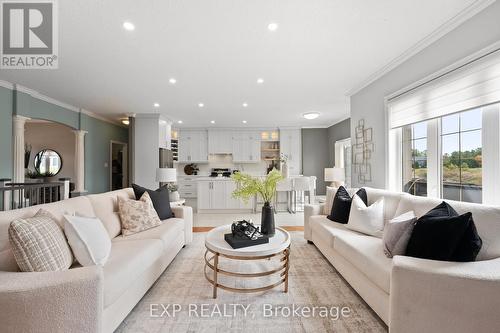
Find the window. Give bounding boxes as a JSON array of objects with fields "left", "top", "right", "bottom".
[
  {"left": 441, "top": 109, "right": 482, "bottom": 203},
  {"left": 398, "top": 108, "right": 484, "bottom": 203},
  {"left": 402, "top": 121, "right": 427, "bottom": 196}
]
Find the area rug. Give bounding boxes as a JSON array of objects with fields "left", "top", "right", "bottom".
[{"left": 116, "top": 232, "right": 387, "bottom": 333}]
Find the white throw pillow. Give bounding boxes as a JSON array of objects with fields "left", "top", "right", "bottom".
[
  {"left": 346, "top": 195, "right": 385, "bottom": 237},
  {"left": 64, "top": 214, "right": 111, "bottom": 266}
]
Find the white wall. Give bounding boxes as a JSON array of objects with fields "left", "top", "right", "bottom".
[
  {"left": 132, "top": 114, "right": 160, "bottom": 189},
  {"left": 350, "top": 1, "right": 500, "bottom": 189},
  {"left": 25, "top": 122, "right": 75, "bottom": 181}
]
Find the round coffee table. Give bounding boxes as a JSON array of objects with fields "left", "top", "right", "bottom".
[{"left": 204, "top": 225, "right": 291, "bottom": 298}]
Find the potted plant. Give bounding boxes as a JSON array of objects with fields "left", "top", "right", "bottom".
[{"left": 231, "top": 169, "right": 284, "bottom": 236}]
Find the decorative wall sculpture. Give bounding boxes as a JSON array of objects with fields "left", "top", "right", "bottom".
[{"left": 352, "top": 119, "right": 374, "bottom": 184}]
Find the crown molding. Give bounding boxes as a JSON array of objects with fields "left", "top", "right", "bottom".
[
  {"left": 0, "top": 80, "right": 14, "bottom": 90},
  {"left": 1, "top": 80, "right": 123, "bottom": 126},
  {"left": 80, "top": 109, "right": 126, "bottom": 127},
  {"left": 15, "top": 84, "right": 80, "bottom": 112},
  {"left": 346, "top": 0, "right": 496, "bottom": 97}
]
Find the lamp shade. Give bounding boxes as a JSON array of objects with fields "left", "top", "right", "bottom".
[
  {"left": 156, "top": 168, "right": 177, "bottom": 182},
  {"left": 324, "top": 167, "right": 345, "bottom": 182}
]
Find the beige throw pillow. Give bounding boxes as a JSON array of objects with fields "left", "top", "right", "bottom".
[
  {"left": 323, "top": 186, "right": 338, "bottom": 215},
  {"left": 118, "top": 192, "right": 162, "bottom": 236},
  {"left": 9, "top": 209, "right": 74, "bottom": 272}
]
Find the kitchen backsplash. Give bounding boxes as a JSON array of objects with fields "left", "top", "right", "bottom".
[{"left": 176, "top": 155, "right": 270, "bottom": 176}]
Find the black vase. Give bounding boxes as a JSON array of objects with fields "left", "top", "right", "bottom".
[{"left": 261, "top": 202, "right": 275, "bottom": 237}]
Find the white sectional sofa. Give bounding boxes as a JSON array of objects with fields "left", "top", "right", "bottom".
[
  {"left": 305, "top": 187, "right": 500, "bottom": 333},
  {"left": 0, "top": 188, "right": 193, "bottom": 333}
]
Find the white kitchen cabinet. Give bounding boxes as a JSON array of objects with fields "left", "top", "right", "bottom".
[
  {"left": 232, "top": 131, "right": 261, "bottom": 163},
  {"left": 178, "top": 130, "right": 208, "bottom": 163},
  {"left": 197, "top": 181, "right": 211, "bottom": 209},
  {"left": 197, "top": 179, "right": 254, "bottom": 211},
  {"left": 280, "top": 129, "right": 302, "bottom": 175},
  {"left": 208, "top": 130, "right": 232, "bottom": 154}
]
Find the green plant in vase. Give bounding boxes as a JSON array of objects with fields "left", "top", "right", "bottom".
[{"left": 231, "top": 169, "right": 284, "bottom": 236}]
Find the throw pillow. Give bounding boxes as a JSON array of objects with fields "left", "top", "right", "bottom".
[
  {"left": 382, "top": 211, "right": 416, "bottom": 258},
  {"left": 327, "top": 186, "right": 367, "bottom": 224},
  {"left": 132, "top": 183, "right": 173, "bottom": 220},
  {"left": 346, "top": 195, "right": 385, "bottom": 237},
  {"left": 118, "top": 192, "right": 162, "bottom": 236},
  {"left": 406, "top": 201, "right": 479, "bottom": 261},
  {"left": 64, "top": 214, "right": 111, "bottom": 266},
  {"left": 8, "top": 209, "right": 73, "bottom": 272},
  {"left": 323, "top": 186, "right": 337, "bottom": 215}
]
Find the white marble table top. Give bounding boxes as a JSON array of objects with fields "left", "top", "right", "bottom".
[{"left": 205, "top": 224, "right": 290, "bottom": 257}]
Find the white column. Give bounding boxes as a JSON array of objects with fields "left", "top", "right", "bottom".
[
  {"left": 482, "top": 105, "right": 500, "bottom": 205},
  {"left": 12, "top": 115, "right": 30, "bottom": 183},
  {"left": 426, "top": 119, "right": 440, "bottom": 198},
  {"left": 73, "top": 130, "right": 87, "bottom": 194}
]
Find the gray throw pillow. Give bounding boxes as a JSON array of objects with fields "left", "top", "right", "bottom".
[{"left": 383, "top": 211, "right": 417, "bottom": 258}]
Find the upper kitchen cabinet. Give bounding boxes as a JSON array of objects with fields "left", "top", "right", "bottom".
[
  {"left": 232, "top": 131, "right": 261, "bottom": 163},
  {"left": 208, "top": 130, "right": 232, "bottom": 154},
  {"left": 178, "top": 129, "right": 209, "bottom": 163},
  {"left": 280, "top": 129, "right": 302, "bottom": 175}
]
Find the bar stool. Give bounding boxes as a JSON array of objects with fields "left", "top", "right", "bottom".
[
  {"left": 292, "top": 177, "right": 312, "bottom": 213},
  {"left": 275, "top": 178, "right": 294, "bottom": 214}
]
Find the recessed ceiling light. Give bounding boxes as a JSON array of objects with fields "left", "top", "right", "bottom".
[
  {"left": 257, "top": 78, "right": 264, "bottom": 84},
  {"left": 177, "top": 120, "right": 183, "bottom": 124},
  {"left": 210, "top": 120, "right": 215, "bottom": 124},
  {"left": 242, "top": 102, "right": 248, "bottom": 107},
  {"left": 169, "top": 78, "right": 177, "bottom": 85},
  {"left": 303, "top": 112, "right": 320, "bottom": 120},
  {"left": 242, "top": 120, "right": 247, "bottom": 124},
  {"left": 268, "top": 22, "right": 278, "bottom": 31},
  {"left": 123, "top": 21, "right": 135, "bottom": 31},
  {"left": 198, "top": 103, "right": 204, "bottom": 108},
  {"left": 153, "top": 103, "right": 160, "bottom": 108},
  {"left": 121, "top": 119, "right": 130, "bottom": 125}
]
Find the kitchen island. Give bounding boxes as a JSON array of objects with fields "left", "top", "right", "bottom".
[{"left": 197, "top": 177, "right": 255, "bottom": 213}]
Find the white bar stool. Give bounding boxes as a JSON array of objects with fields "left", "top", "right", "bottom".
[
  {"left": 275, "top": 178, "right": 294, "bottom": 214},
  {"left": 292, "top": 176, "right": 312, "bottom": 213}
]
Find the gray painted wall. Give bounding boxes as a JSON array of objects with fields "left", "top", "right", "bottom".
[
  {"left": 327, "top": 118, "right": 351, "bottom": 167},
  {"left": 0, "top": 87, "right": 128, "bottom": 194},
  {"left": 301, "top": 128, "right": 329, "bottom": 195},
  {"left": 350, "top": 1, "right": 500, "bottom": 189}
]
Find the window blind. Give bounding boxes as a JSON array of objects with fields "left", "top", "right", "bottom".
[{"left": 388, "top": 49, "right": 500, "bottom": 129}]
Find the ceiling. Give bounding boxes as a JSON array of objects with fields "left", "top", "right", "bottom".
[{"left": 0, "top": 0, "right": 481, "bottom": 128}]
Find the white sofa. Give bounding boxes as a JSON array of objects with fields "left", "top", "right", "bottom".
[
  {"left": 0, "top": 188, "right": 193, "bottom": 333},
  {"left": 305, "top": 187, "right": 500, "bottom": 333}
]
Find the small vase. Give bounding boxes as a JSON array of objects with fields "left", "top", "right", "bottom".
[
  {"left": 261, "top": 202, "right": 275, "bottom": 237},
  {"left": 282, "top": 162, "right": 289, "bottom": 178},
  {"left": 170, "top": 191, "right": 180, "bottom": 201}
]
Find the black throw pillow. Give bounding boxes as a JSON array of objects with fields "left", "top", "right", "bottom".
[
  {"left": 327, "top": 186, "right": 367, "bottom": 224},
  {"left": 451, "top": 215, "right": 482, "bottom": 262},
  {"left": 406, "top": 201, "right": 482, "bottom": 262},
  {"left": 132, "top": 184, "right": 174, "bottom": 220}
]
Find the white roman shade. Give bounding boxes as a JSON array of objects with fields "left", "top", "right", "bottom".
[{"left": 388, "top": 49, "right": 500, "bottom": 128}]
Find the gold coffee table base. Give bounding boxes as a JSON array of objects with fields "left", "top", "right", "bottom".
[{"left": 204, "top": 247, "right": 290, "bottom": 298}]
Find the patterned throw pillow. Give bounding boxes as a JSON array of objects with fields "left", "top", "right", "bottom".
[
  {"left": 118, "top": 192, "right": 162, "bottom": 236},
  {"left": 9, "top": 209, "right": 74, "bottom": 272}
]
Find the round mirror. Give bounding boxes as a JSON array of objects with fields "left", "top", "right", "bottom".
[{"left": 34, "top": 149, "right": 62, "bottom": 176}]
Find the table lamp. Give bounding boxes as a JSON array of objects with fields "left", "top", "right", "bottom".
[
  {"left": 324, "top": 167, "right": 345, "bottom": 187},
  {"left": 156, "top": 168, "right": 177, "bottom": 187}
]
